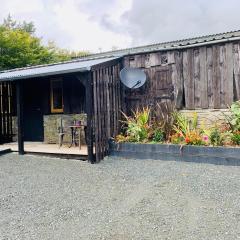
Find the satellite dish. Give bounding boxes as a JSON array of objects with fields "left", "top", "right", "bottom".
[{"left": 120, "top": 67, "right": 146, "bottom": 89}]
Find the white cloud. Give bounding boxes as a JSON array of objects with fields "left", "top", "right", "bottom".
[
  {"left": 1, "top": 0, "right": 240, "bottom": 53},
  {"left": 0, "top": 0, "right": 132, "bottom": 52},
  {"left": 50, "top": 0, "right": 132, "bottom": 52},
  {"left": 114, "top": 0, "right": 240, "bottom": 46}
]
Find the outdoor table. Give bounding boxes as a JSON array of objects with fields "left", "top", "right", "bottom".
[{"left": 68, "top": 125, "right": 85, "bottom": 149}]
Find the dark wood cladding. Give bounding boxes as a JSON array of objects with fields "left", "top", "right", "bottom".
[
  {"left": 92, "top": 61, "right": 121, "bottom": 162},
  {"left": 123, "top": 54, "right": 174, "bottom": 113},
  {"left": 63, "top": 76, "right": 86, "bottom": 114},
  {"left": 18, "top": 75, "right": 86, "bottom": 116},
  {"left": 122, "top": 41, "right": 240, "bottom": 110},
  {"left": 85, "top": 72, "right": 94, "bottom": 163},
  {"left": 0, "top": 81, "right": 13, "bottom": 143}
]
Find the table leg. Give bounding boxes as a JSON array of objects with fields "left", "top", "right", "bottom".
[
  {"left": 73, "top": 128, "right": 76, "bottom": 146},
  {"left": 79, "top": 128, "right": 81, "bottom": 150},
  {"left": 69, "top": 127, "right": 74, "bottom": 148}
]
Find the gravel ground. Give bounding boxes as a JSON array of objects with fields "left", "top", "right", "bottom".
[{"left": 0, "top": 153, "right": 240, "bottom": 240}]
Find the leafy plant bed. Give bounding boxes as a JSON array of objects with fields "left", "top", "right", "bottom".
[
  {"left": 109, "top": 141, "right": 240, "bottom": 166},
  {"left": 112, "top": 101, "right": 240, "bottom": 165}
]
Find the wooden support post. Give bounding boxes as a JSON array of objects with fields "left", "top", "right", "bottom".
[
  {"left": 16, "top": 80, "right": 24, "bottom": 155},
  {"left": 86, "top": 72, "right": 94, "bottom": 163}
]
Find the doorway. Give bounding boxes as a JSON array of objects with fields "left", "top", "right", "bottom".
[{"left": 23, "top": 80, "right": 44, "bottom": 141}]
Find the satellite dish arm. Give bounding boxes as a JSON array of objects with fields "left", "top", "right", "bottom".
[{"left": 132, "top": 80, "right": 141, "bottom": 88}]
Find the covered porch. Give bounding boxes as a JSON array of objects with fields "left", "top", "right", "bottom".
[
  {"left": 0, "top": 56, "right": 122, "bottom": 163},
  {"left": 0, "top": 142, "right": 88, "bottom": 159}
]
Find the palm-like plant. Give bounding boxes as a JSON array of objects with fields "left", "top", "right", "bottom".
[
  {"left": 121, "top": 107, "right": 151, "bottom": 142},
  {"left": 173, "top": 111, "right": 198, "bottom": 136}
]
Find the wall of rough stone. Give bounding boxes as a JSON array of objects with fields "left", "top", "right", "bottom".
[
  {"left": 11, "top": 114, "right": 87, "bottom": 144},
  {"left": 179, "top": 109, "right": 231, "bottom": 128},
  {"left": 43, "top": 114, "right": 87, "bottom": 144},
  {"left": 12, "top": 116, "right": 18, "bottom": 142}
]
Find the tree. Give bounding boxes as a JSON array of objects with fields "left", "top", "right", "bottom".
[
  {"left": 3, "top": 14, "right": 36, "bottom": 35},
  {"left": 47, "top": 41, "right": 90, "bottom": 62},
  {"left": 0, "top": 15, "right": 90, "bottom": 70},
  {"left": 0, "top": 26, "right": 64, "bottom": 70}
]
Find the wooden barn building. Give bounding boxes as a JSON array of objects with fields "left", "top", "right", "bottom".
[{"left": 1, "top": 30, "right": 240, "bottom": 162}]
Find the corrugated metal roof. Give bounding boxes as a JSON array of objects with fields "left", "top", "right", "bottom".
[
  {"left": 0, "top": 56, "right": 120, "bottom": 81},
  {"left": 77, "top": 30, "right": 240, "bottom": 60},
  {"left": 1, "top": 30, "right": 240, "bottom": 82}
]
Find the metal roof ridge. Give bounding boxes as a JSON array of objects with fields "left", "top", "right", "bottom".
[{"left": 74, "top": 29, "right": 240, "bottom": 59}]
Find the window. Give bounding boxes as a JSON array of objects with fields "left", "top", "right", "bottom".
[
  {"left": 50, "top": 79, "right": 63, "bottom": 113},
  {"left": 161, "top": 54, "right": 168, "bottom": 65}
]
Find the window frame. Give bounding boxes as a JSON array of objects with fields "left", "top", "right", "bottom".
[{"left": 50, "top": 78, "right": 64, "bottom": 113}]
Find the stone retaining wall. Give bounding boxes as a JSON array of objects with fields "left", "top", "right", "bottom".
[{"left": 179, "top": 109, "right": 231, "bottom": 127}]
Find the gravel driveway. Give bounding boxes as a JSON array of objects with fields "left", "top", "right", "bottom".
[{"left": 0, "top": 153, "right": 239, "bottom": 240}]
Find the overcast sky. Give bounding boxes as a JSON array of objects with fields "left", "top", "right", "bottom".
[{"left": 1, "top": 0, "right": 240, "bottom": 53}]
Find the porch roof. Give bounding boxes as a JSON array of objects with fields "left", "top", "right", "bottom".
[{"left": 0, "top": 56, "right": 120, "bottom": 82}]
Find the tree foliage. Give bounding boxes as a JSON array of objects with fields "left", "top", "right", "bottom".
[
  {"left": 2, "top": 14, "right": 36, "bottom": 34},
  {"left": 47, "top": 41, "right": 90, "bottom": 62},
  {"left": 0, "top": 15, "right": 90, "bottom": 71}
]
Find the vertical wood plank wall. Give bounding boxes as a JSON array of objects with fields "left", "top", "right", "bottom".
[
  {"left": 92, "top": 62, "right": 121, "bottom": 162},
  {"left": 0, "top": 81, "right": 13, "bottom": 143},
  {"left": 123, "top": 41, "right": 240, "bottom": 110}
]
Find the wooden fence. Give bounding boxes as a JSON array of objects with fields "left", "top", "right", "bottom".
[
  {"left": 0, "top": 82, "right": 13, "bottom": 143},
  {"left": 91, "top": 61, "right": 121, "bottom": 162}
]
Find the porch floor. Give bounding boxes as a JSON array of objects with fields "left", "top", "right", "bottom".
[{"left": 0, "top": 142, "right": 88, "bottom": 156}]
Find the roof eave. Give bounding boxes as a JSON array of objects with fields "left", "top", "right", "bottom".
[{"left": 0, "top": 66, "right": 90, "bottom": 82}]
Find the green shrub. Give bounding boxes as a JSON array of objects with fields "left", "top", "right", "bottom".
[
  {"left": 117, "top": 102, "right": 240, "bottom": 147},
  {"left": 209, "top": 128, "right": 223, "bottom": 146},
  {"left": 231, "top": 132, "right": 240, "bottom": 145},
  {"left": 152, "top": 129, "right": 165, "bottom": 142},
  {"left": 121, "top": 107, "right": 151, "bottom": 142},
  {"left": 172, "top": 112, "right": 198, "bottom": 136},
  {"left": 224, "top": 101, "right": 240, "bottom": 132}
]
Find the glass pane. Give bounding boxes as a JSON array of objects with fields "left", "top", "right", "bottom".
[{"left": 52, "top": 80, "right": 63, "bottom": 110}]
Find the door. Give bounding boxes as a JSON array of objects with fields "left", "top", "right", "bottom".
[
  {"left": 23, "top": 80, "right": 44, "bottom": 141},
  {"left": 151, "top": 65, "right": 174, "bottom": 104}
]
